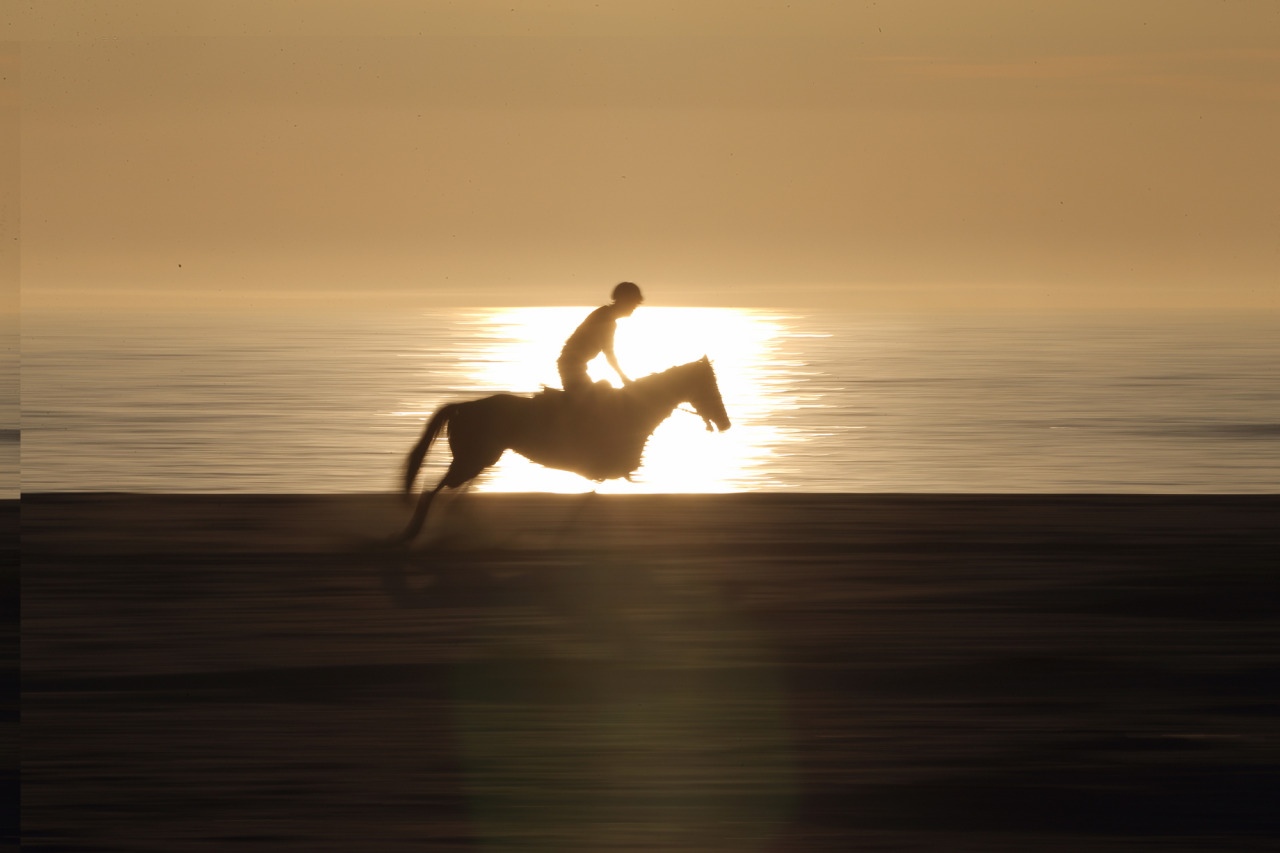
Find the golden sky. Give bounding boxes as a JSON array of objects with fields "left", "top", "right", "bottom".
[{"left": 11, "top": 2, "right": 1280, "bottom": 314}]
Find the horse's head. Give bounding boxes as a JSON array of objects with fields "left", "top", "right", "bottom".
[{"left": 690, "top": 356, "right": 731, "bottom": 432}]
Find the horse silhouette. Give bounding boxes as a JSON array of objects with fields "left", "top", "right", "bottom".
[{"left": 401, "top": 356, "right": 731, "bottom": 540}]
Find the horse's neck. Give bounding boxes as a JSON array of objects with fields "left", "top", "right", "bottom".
[{"left": 632, "top": 364, "right": 697, "bottom": 415}]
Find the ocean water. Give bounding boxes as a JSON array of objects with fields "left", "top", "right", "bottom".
[
  {"left": 1, "top": 328, "right": 15, "bottom": 497},
  {"left": 19, "top": 308, "right": 1280, "bottom": 495}
]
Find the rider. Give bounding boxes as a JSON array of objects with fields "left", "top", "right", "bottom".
[{"left": 557, "top": 281, "right": 644, "bottom": 395}]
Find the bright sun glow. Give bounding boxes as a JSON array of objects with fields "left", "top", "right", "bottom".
[{"left": 448, "top": 307, "right": 796, "bottom": 493}]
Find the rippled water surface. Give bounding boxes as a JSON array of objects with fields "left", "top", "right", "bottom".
[
  {"left": 0, "top": 327, "right": 16, "bottom": 497},
  {"left": 20, "top": 309, "right": 1280, "bottom": 494}
]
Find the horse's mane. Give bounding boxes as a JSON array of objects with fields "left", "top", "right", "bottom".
[{"left": 630, "top": 357, "right": 712, "bottom": 395}]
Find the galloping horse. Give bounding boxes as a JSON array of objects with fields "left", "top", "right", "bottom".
[{"left": 401, "top": 356, "right": 730, "bottom": 540}]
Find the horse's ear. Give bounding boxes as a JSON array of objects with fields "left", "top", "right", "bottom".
[{"left": 700, "top": 354, "right": 710, "bottom": 365}]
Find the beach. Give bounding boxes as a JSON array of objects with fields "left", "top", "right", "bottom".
[{"left": 19, "top": 493, "right": 1280, "bottom": 851}]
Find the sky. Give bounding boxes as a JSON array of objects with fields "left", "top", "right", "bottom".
[{"left": 10, "top": 1, "right": 1280, "bottom": 315}]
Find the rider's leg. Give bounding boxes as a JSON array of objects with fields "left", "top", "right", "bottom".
[{"left": 558, "top": 358, "right": 591, "bottom": 395}]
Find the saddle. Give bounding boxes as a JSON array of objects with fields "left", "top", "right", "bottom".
[{"left": 536, "top": 381, "right": 627, "bottom": 418}]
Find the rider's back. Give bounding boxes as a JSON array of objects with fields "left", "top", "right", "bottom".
[{"left": 559, "top": 305, "right": 617, "bottom": 363}]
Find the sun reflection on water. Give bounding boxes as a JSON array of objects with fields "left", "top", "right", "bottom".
[{"left": 449, "top": 307, "right": 800, "bottom": 493}]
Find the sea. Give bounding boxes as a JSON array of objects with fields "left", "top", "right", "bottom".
[{"left": 15, "top": 307, "right": 1280, "bottom": 497}]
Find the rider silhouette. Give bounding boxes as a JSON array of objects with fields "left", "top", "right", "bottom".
[{"left": 557, "top": 282, "right": 644, "bottom": 395}]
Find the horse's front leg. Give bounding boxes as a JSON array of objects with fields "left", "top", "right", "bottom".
[{"left": 554, "top": 488, "right": 601, "bottom": 546}]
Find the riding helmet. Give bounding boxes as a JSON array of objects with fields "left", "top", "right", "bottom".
[{"left": 612, "top": 281, "right": 643, "bottom": 304}]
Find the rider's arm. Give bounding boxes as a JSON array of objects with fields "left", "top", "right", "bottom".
[{"left": 602, "top": 327, "right": 632, "bottom": 385}]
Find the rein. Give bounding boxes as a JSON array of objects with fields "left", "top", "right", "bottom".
[{"left": 677, "top": 404, "right": 717, "bottom": 431}]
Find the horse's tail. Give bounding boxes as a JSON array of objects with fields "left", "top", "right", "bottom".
[{"left": 403, "top": 403, "right": 460, "bottom": 495}]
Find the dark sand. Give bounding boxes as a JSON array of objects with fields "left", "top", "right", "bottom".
[{"left": 18, "top": 493, "right": 1280, "bottom": 851}]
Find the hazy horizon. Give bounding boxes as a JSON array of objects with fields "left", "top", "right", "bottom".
[{"left": 11, "top": 2, "right": 1280, "bottom": 316}]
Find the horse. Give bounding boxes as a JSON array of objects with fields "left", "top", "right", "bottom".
[{"left": 400, "top": 356, "right": 731, "bottom": 540}]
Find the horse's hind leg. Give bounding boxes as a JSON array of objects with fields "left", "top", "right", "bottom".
[
  {"left": 401, "top": 478, "right": 447, "bottom": 542},
  {"left": 400, "top": 450, "right": 503, "bottom": 543}
]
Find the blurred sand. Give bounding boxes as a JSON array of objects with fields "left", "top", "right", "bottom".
[{"left": 18, "top": 493, "right": 1280, "bottom": 851}]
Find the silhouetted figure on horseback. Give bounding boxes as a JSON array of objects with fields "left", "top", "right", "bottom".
[
  {"left": 557, "top": 281, "right": 644, "bottom": 400},
  {"left": 401, "top": 282, "right": 730, "bottom": 541}
]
